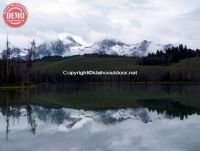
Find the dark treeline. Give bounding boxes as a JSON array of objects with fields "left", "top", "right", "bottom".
[
  {"left": 84, "top": 53, "right": 133, "bottom": 58},
  {"left": 138, "top": 44, "right": 200, "bottom": 65},
  {"left": 33, "top": 55, "right": 63, "bottom": 62}
]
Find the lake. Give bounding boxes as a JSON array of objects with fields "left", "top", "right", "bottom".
[{"left": 0, "top": 83, "right": 200, "bottom": 151}]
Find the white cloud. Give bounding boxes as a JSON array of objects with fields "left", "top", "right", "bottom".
[
  {"left": 0, "top": 112, "right": 200, "bottom": 151},
  {"left": 0, "top": 0, "right": 200, "bottom": 50}
]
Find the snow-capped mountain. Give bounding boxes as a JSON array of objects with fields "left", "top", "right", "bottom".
[
  {"left": 34, "top": 37, "right": 173, "bottom": 58},
  {"left": 0, "top": 36, "right": 174, "bottom": 59},
  {"left": 33, "top": 36, "right": 85, "bottom": 58},
  {"left": 130, "top": 40, "right": 173, "bottom": 56},
  {"left": 63, "top": 36, "right": 82, "bottom": 47},
  {"left": 84, "top": 39, "right": 130, "bottom": 56}
]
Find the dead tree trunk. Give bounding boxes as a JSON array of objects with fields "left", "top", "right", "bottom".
[
  {"left": 23, "top": 40, "right": 36, "bottom": 87},
  {"left": 6, "top": 36, "right": 10, "bottom": 83}
]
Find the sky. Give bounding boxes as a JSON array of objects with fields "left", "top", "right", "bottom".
[{"left": 0, "top": 0, "right": 200, "bottom": 50}]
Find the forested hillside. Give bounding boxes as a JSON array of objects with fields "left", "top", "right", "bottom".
[{"left": 0, "top": 44, "right": 200, "bottom": 84}]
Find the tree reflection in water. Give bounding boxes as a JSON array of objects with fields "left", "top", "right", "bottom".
[
  {"left": 1, "top": 89, "right": 37, "bottom": 141},
  {"left": 0, "top": 84, "right": 200, "bottom": 141}
]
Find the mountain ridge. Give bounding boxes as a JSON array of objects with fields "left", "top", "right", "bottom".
[{"left": 0, "top": 36, "right": 174, "bottom": 59}]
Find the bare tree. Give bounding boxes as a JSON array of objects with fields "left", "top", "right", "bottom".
[
  {"left": 6, "top": 35, "right": 10, "bottom": 82},
  {"left": 23, "top": 40, "right": 36, "bottom": 86}
]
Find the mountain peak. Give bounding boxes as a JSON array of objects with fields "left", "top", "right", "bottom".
[
  {"left": 66, "top": 36, "right": 76, "bottom": 43},
  {"left": 141, "top": 40, "right": 151, "bottom": 44},
  {"left": 64, "top": 36, "right": 82, "bottom": 47},
  {"left": 95, "top": 39, "right": 128, "bottom": 47}
]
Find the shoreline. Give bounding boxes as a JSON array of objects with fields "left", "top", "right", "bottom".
[{"left": 0, "top": 84, "right": 37, "bottom": 89}]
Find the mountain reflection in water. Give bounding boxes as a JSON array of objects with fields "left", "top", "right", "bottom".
[{"left": 0, "top": 84, "right": 200, "bottom": 151}]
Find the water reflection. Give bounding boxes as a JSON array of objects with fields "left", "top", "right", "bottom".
[
  {"left": 0, "top": 84, "right": 200, "bottom": 151},
  {"left": 139, "top": 99, "right": 200, "bottom": 120},
  {"left": 0, "top": 104, "right": 154, "bottom": 139},
  {"left": 0, "top": 89, "right": 37, "bottom": 141},
  {"left": 0, "top": 105, "right": 200, "bottom": 151},
  {"left": 1, "top": 100, "right": 200, "bottom": 140}
]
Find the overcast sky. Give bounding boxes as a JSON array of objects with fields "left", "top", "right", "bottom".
[{"left": 0, "top": 0, "right": 200, "bottom": 50}]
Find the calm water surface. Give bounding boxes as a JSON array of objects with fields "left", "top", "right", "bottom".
[{"left": 0, "top": 84, "right": 200, "bottom": 151}]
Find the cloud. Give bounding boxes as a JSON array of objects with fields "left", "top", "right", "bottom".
[
  {"left": 0, "top": 113, "right": 200, "bottom": 151},
  {"left": 0, "top": 0, "right": 200, "bottom": 51}
]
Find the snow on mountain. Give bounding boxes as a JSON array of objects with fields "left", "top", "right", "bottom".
[
  {"left": 0, "top": 36, "right": 174, "bottom": 59},
  {"left": 62, "top": 36, "right": 85, "bottom": 56},
  {"left": 130, "top": 40, "right": 174, "bottom": 56},
  {"left": 83, "top": 39, "right": 173, "bottom": 57},
  {"left": 33, "top": 36, "right": 85, "bottom": 58},
  {"left": 83, "top": 39, "right": 130, "bottom": 55}
]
